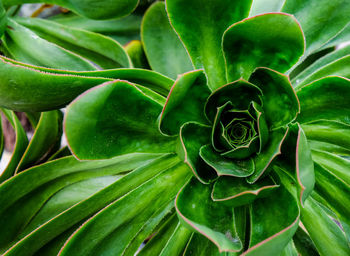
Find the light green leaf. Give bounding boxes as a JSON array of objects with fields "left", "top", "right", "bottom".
[
  {"left": 141, "top": 2, "right": 193, "bottom": 79},
  {"left": 166, "top": 0, "right": 252, "bottom": 89},
  {"left": 249, "top": 0, "right": 286, "bottom": 16}
]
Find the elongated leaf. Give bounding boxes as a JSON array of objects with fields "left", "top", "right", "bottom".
[
  {"left": 249, "top": 68, "right": 299, "bottom": 129},
  {"left": 323, "top": 22, "right": 350, "bottom": 49},
  {"left": 301, "top": 196, "right": 350, "bottom": 256},
  {"left": 0, "top": 109, "right": 28, "bottom": 183},
  {"left": 0, "top": 115, "right": 3, "bottom": 160},
  {"left": 16, "top": 110, "right": 62, "bottom": 172},
  {"left": 3, "top": 0, "right": 139, "bottom": 20},
  {"left": 296, "top": 55, "right": 350, "bottom": 88},
  {"left": 292, "top": 45, "right": 350, "bottom": 86},
  {"left": 292, "top": 227, "right": 319, "bottom": 256},
  {"left": 59, "top": 162, "right": 190, "bottom": 256},
  {"left": 159, "top": 70, "right": 210, "bottom": 136},
  {"left": 65, "top": 81, "right": 175, "bottom": 160},
  {"left": 297, "top": 76, "right": 350, "bottom": 124},
  {"left": 3, "top": 19, "right": 96, "bottom": 71},
  {"left": 223, "top": 13, "right": 305, "bottom": 81},
  {"left": 282, "top": 0, "right": 350, "bottom": 55},
  {"left": 176, "top": 178, "right": 242, "bottom": 253},
  {"left": 280, "top": 241, "right": 298, "bottom": 256},
  {"left": 1, "top": 153, "right": 170, "bottom": 255},
  {"left": 244, "top": 187, "right": 299, "bottom": 255},
  {"left": 166, "top": 0, "right": 252, "bottom": 89},
  {"left": 141, "top": 2, "right": 193, "bottom": 79},
  {"left": 158, "top": 223, "right": 192, "bottom": 256},
  {"left": 51, "top": 13, "right": 142, "bottom": 45},
  {"left": 14, "top": 17, "right": 132, "bottom": 69},
  {"left": 0, "top": 55, "right": 173, "bottom": 111}
]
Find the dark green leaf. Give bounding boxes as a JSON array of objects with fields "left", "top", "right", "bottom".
[{"left": 293, "top": 227, "right": 320, "bottom": 256}]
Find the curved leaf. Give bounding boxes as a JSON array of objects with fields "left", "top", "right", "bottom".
[
  {"left": 65, "top": 80, "right": 175, "bottom": 160},
  {"left": 249, "top": 68, "right": 299, "bottom": 129},
  {"left": 297, "top": 76, "right": 350, "bottom": 124},
  {"left": 16, "top": 110, "right": 63, "bottom": 173},
  {"left": 0, "top": 109, "right": 28, "bottom": 183},
  {"left": 141, "top": 2, "right": 193, "bottom": 79},
  {"left": 249, "top": 0, "right": 286, "bottom": 16},
  {"left": 159, "top": 70, "right": 210, "bottom": 136},
  {"left": 282, "top": 0, "right": 350, "bottom": 55},
  {"left": 243, "top": 187, "right": 299, "bottom": 255},
  {"left": 166, "top": 0, "right": 252, "bottom": 89},
  {"left": 223, "top": 13, "right": 305, "bottom": 81},
  {"left": 176, "top": 178, "right": 242, "bottom": 253},
  {"left": 125, "top": 40, "right": 149, "bottom": 69},
  {"left": 3, "top": 0, "right": 139, "bottom": 20},
  {"left": 178, "top": 122, "right": 217, "bottom": 183},
  {"left": 14, "top": 17, "right": 132, "bottom": 69},
  {"left": 3, "top": 19, "right": 96, "bottom": 71}
]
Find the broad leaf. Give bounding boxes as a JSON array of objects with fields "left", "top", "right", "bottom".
[
  {"left": 166, "top": 0, "right": 252, "bottom": 89},
  {"left": 223, "top": 13, "right": 305, "bottom": 81},
  {"left": 65, "top": 81, "right": 175, "bottom": 159}
]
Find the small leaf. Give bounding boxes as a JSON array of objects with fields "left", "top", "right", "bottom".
[
  {"left": 141, "top": 2, "right": 193, "bottom": 79},
  {"left": 176, "top": 178, "right": 242, "bottom": 253},
  {"left": 65, "top": 81, "right": 175, "bottom": 160},
  {"left": 159, "top": 70, "right": 210, "bottom": 136},
  {"left": 125, "top": 40, "right": 150, "bottom": 69},
  {"left": 166, "top": 0, "right": 252, "bottom": 89},
  {"left": 223, "top": 13, "right": 305, "bottom": 81},
  {"left": 249, "top": 68, "right": 299, "bottom": 129}
]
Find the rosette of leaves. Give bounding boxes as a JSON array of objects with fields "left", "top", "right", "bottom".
[{"left": 0, "top": 0, "right": 349, "bottom": 255}]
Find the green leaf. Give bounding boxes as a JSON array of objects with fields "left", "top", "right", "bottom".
[
  {"left": 278, "top": 123, "right": 315, "bottom": 205},
  {"left": 0, "top": 109, "right": 28, "bottom": 183},
  {"left": 16, "top": 110, "right": 63, "bottom": 172},
  {"left": 14, "top": 17, "right": 132, "bottom": 69},
  {"left": 184, "top": 233, "right": 231, "bottom": 256},
  {"left": 125, "top": 40, "right": 149, "bottom": 69},
  {"left": 141, "top": 2, "right": 193, "bottom": 79},
  {"left": 223, "top": 13, "right": 305, "bottom": 81},
  {"left": 1, "top": 154, "right": 175, "bottom": 255},
  {"left": 166, "top": 0, "right": 252, "bottom": 89},
  {"left": 296, "top": 55, "right": 350, "bottom": 88},
  {"left": 159, "top": 70, "right": 210, "bottom": 136},
  {"left": 3, "top": 0, "right": 139, "bottom": 20},
  {"left": 176, "top": 178, "right": 242, "bottom": 253},
  {"left": 280, "top": 241, "right": 298, "bottom": 256},
  {"left": 51, "top": 13, "right": 142, "bottom": 45},
  {"left": 0, "top": 115, "right": 3, "bottom": 160},
  {"left": 301, "top": 196, "right": 350, "bottom": 256},
  {"left": 281, "top": 0, "right": 350, "bottom": 55},
  {"left": 199, "top": 145, "right": 255, "bottom": 177},
  {"left": 248, "top": 128, "right": 288, "bottom": 183},
  {"left": 244, "top": 187, "right": 299, "bottom": 255},
  {"left": 297, "top": 76, "right": 350, "bottom": 124},
  {"left": 3, "top": 19, "right": 96, "bottom": 71},
  {"left": 312, "top": 149, "right": 350, "bottom": 185},
  {"left": 205, "top": 80, "right": 262, "bottom": 122},
  {"left": 323, "top": 22, "right": 350, "bottom": 49},
  {"left": 212, "top": 175, "right": 278, "bottom": 206},
  {"left": 65, "top": 80, "right": 175, "bottom": 160},
  {"left": 178, "top": 122, "right": 217, "bottom": 183},
  {"left": 249, "top": 68, "right": 299, "bottom": 129},
  {"left": 249, "top": 0, "right": 286, "bottom": 16},
  {"left": 292, "top": 45, "right": 350, "bottom": 87},
  {"left": 58, "top": 162, "right": 191, "bottom": 256},
  {"left": 292, "top": 227, "right": 319, "bottom": 256}
]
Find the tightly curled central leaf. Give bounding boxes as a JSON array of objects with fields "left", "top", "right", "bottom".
[{"left": 212, "top": 101, "right": 268, "bottom": 160}]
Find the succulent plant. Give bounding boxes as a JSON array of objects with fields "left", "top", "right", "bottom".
[{"left": 0, "top": 0, "right": 349, "bottom": 255}]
